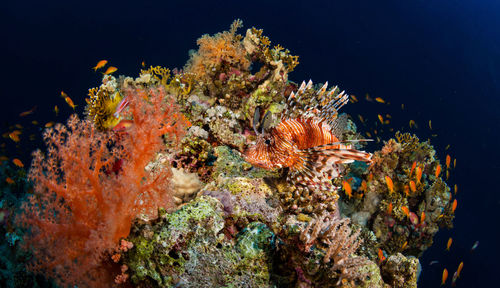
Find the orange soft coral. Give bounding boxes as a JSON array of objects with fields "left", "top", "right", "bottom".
[
  {"left": 18, "top": 87, "right": 187, "bottom": 287},
  {"left": 185, "top": 19, "right": 250, "bottom": 80}
]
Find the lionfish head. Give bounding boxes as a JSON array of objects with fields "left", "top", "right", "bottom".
[
  {"left": 244, "top": 108, "right": 279, "bottom": 170},
  {"left": 244, "top": 132, "right": 277, "bottom": 170}
]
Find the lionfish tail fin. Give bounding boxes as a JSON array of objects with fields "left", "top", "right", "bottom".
[{"left": 304, "top": 144, "right": 373, "bottom": 164}]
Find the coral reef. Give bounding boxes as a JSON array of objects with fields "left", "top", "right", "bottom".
[{"left": 10, "top": 21, "right": 455, "bottom": 288}]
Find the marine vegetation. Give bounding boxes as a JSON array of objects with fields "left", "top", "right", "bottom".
[{"left": 3, "top": 20, "right": 457, "bottom": 288}]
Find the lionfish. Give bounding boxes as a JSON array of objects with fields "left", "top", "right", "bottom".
[{"left": 244, "top": 80, "right": 372, "bottom": 190}]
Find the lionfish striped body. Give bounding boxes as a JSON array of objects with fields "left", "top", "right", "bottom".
[{"left": 244, "top": 80, "right": 372, "bottom": 190}]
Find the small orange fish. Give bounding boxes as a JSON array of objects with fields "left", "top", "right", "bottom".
[
  {"left": 446, "top": 170, "right": 449, "bottom": 180},
  {"left": 61, "top": 91, "right": 68, "bottom": 98},
  {"left": 5, "top": 177, "right": 14, "bottom": 184},
  {"left": 93, "top": 60, "right": 108, "bottom": 71},
  {"left": 112, "top": 120, "right": 134, "bottom": 132},
  {"left": 451, "top": 199, "right": 457, "bottom": 213},
  {"left": 457, "top": 262, "right": 463, "bottom": 278},
  {"left": 141, "top": 61, "right": 146, "bottom": 67},
  {"left": 368, "top": 173, "right": 374, "bottom": 182},
  {"left": 442, "top": 268, "right": 448, "bottom": 285},
  {"left": 375, "top": 97, "right": 385, "bottom": 103},
  {"left": 19, "top": 106, "right": 37, "bottom": 117},
  {"left": 409, "top": 180, "right": 417, "bottom": 193},
  {"left": 416, "top": 166, "right": 422, "bottom": 184},
  {"left": 387, "top": 203, "right": 393, "bottom": 215},
  {"left": 54, "top": 105, "right": 59, "bottom": 116},
  {"left": 45, "top": 122, "right": 55, "bottom": 128},
  {"left": 103, "top": 66, "right": 118, "bottom": 75},
  {"left": 378, "top": 114, "right": 384, "bottom": 124},
  {"left": 401, "top": 206, "right": 410, "bottom": 218},
  {"left": 435, "top": 164, "right": 441, "bottom": 178},
  {"left": 343, "top": 180, "right": 352, "bottom": 199},
  {"left": 446, "top": 237, "right": 453, "bottom": 251},
  {"left": 454, "top": 184, "right": 458, "bottom": 194},
  {"left": 358, "top": 114, "right": 365, "bottom": 123},
  {"left": 453, "top": 158, "right": 456, "bottom": 168},
  {"left": 366, "top": 132, "right": 372, "bottom": 138},
  {"left": 378, "top": 248, "right": 386, "bottom": 263},
  {"left": 8, "top": 131, "right": 21, "bottom": 142},
  {"left": 365, "top": 93, "right": 373, "bottom": 102},
  {"left": 404, "top": 185, "right": 410, "bottom": 196},
  {"left": 359, "top": 180, "right": 367, "bottom": 192},
  {"left": 385, "top": 176, "right": 394, "bottom": 193},
  {"left": 420, "top": 211, "right": 426, "bottom": 223},
  {"left": 446, "top": 155, "right": 451, "bottom": 169},
  {"left": 12, "top": 158, "right": 24, "bottom": 168},
  {"left": 410, "top": 161, "right": 417, "bottom": 176},
  {"left": 64, "top": 96, "right": 76, "bottom": 110},
  {"left": 401, "top": 241, "right": 408, "bottom": 250}
]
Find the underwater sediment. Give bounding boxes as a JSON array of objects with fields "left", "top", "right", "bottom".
[{"left": 1, "top": 20, "right": 456, "bottom": 288}]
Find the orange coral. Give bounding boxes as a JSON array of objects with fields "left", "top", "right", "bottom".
[
  {"left": 185, "top": 20, "right": 250, "bottom": 80},
  {"left": 18, "top": 87, "right": 187, "bottom": 287}
]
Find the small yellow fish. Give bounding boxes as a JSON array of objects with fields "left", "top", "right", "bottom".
[
  {"left": 453, "top": 158, "right": 456, "bottom": 168},
  {"left": 409, "top": 120, "right": 416, "bottom": 129},
  {"left": 375, "top": 97, "right": 385, "bottom": 103},
  {"left": 446, "top": 170, "right": 449, "bottom": 180},
  {"left": 103, "top": 66, "right": 118, "bottom": 75},
  {"left": 420, "top": 211, "right": 426, "bottom": 223},
  {"left": 343, "top": 180, "right": 352, "bottom": 199},
  {"left": 12, "top": 158, "right": 24, "bottom": 168},
  {"left": 31, "top": 120, "right": 38, "bottom": 125},
  {"left": 454, "top": 184, "right": 458, "bottom": 194},
  {"left": 446, "top": 237, "right": 453, "bottom": 251},
  {"left": 93, "top": 60, "right": 108, "bottom": 71},
  {"left": 442, "top": 268, "right": 448, "bottom": 285},
  {"left": 435, "top": 164, "right": 441, "bottom": 178},
  {"left": 428, "top": 120, "right": 432, "bottom": 130},
  {"left": 54, "top": 105, "right": 59, "bottom": 116},
  {"left": 401, "top": 241, "right": 408, "bottom": 250},
  {"left": 366, "top": 132, "right": 372, "bottom": 138},
  {"left": 445, "top": 144, "right": 450, "bottom": 150},
  {"left": 401, "top": 103, "right": 405, "bottom": 110},
  {"left": 378, "top": 114, "right": 384, "bottom": 124},
  {"left": 45, "top": 122, "right": 55, "bottom": 128},
  {"left": 385, "top": 176, "right": 394, "bottom": 193}
]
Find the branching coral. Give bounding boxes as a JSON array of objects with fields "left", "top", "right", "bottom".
[
  {"left": 299, "top": 215, "right": 370, "bottom": 285},
  {"left": 17, "top": 86, "right": 187, "bottom": 287}
]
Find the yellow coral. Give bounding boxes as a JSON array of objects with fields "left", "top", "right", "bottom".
[{"left": 85, "top": 87, "right": 123, "bottom": 131}]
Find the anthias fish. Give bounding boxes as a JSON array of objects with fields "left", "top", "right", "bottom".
[{"left": 244, "top": 80, "right": 372, "bottom": 190}]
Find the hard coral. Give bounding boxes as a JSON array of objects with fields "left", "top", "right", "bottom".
[{"left": 18, "top": 86, "right": 187, "bottom": 287}]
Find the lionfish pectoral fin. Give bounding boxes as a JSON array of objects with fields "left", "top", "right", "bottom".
[{"left": 307, "top": 145, "right": 372, "bottom": 164}]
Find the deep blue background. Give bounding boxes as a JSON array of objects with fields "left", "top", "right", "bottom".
[{"left": 2, "top": 0, "right": 498, "bottom": 286}]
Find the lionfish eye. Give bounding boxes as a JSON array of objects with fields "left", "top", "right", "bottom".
[{"left": 265, "top": 139, "right": 271, "bottom": 145}]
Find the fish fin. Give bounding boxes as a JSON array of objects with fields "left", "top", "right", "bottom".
[{"left": 305, "top": 143, "right": 373, "bottom": 163}]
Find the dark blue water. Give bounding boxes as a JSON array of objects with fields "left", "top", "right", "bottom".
[{"left": 2, "top": 0, "right": 498, "bottom": 286}]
